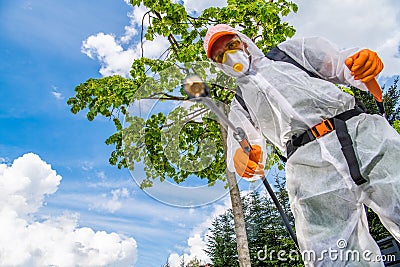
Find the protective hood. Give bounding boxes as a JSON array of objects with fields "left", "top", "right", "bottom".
[{"left": 236, "top": 32, "right": 265, "bottom": 60}]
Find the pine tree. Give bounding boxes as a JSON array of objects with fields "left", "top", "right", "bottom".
[
  {"left": 351, "top": 76, "right": 399, "bottom": 123},
  {"left": 206, "top": 181, "right": 304, "bottom": 267},
  {"left": 180, "top": 255, "right": 185, "bottom": 267},
  {"left": 186, "top": 257, "right": 201, "bottom": 267},
  {"left": 205, "top": 211, "right": 238, "bottom": 267},
  {"left": 242, "top": 191, "right": 270, "bottom": 265}
]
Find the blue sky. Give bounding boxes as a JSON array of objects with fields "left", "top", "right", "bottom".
[
  {"left": 0, "top": 0, "right": 399, "bottom": 266},
  {"left": 0, "top": 1, "right": 232, "bottom": 266},
  {"left": 0, "top": 0, "right": 181, "bottom": 265}
]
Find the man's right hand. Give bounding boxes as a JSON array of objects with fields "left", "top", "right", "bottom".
[{"left": 233, "top": 144, "right": 264, "bottom": 178}]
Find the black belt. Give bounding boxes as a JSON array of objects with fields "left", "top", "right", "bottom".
[{"left": 286, "top": 107, "right": 367, "bottom": 185}]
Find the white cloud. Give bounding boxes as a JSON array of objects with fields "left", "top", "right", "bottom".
[
  {"left": 92, "top": 187, "right": 131, "bottom": 213},
  {"left": 81, "top": 30, "right": 168, "bottom": 78},
  {"left": 22, "top": 1, "right": 33, "bottom": 10},
  {"left": 96, "top": 170, "right": 107, "bottom": 180},
  {"left": 51, "top": 86, "right": 64, "bottom": 100},
  {"left": 81, "top": 162, "right": 93, "bottom": 171},
  {"left": 87, "top": 177, "right": 133, "bottom": 189},
  {"left": 81, "top": 32, "right": 137, "bottom": 77},
  {"left": 0, "top": 157, "right": 9, "bottom": 164},
  {"left": 52, "top": 91, "right": 63, "bottom": 100},
  {"left": 0, "top": 153, "right": 137, "bottom": 266},
  {"left": 284, "top": 0, "right": 400, "bottom": 78},
  {"left": 121, "top": 4, "right": 149, "bottom": 44},
  {"left": 168, "top": 196, "right": 232, "bottom": 266},
  {"left": 140, "top": 35, "right": 170, "bottom": 59},
  {"left": 0, "top": 153, "right": 61, "bottom": 217},
  {"left": 82, "top": 2, "right": 170, "bottom": 78}
]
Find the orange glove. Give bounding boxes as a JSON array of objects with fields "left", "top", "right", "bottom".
[
  {"left": 233, "top": 144, "right": 264, "bottom": 178},
  {"left": 345, "top": 49, "right": 383, "bottom": 83},
  {"left": 345, "top": 56, "right": 383, "bottom": 102}
]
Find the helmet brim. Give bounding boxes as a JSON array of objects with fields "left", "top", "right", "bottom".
[{"left": 206, "top": 31, "right": 237, "bottom": 59}]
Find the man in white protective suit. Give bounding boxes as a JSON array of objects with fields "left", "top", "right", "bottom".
[{"left": 203, "top": 24, "right": 400, "bottom": 266}]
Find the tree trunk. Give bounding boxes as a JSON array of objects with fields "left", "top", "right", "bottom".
[{"left": 220, "top": 124, "right": 252, "bottom": 267}]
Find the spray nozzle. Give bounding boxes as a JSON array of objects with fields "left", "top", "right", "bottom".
[{"left": 184, "top": 75, "right": 209, "bottom": 99}]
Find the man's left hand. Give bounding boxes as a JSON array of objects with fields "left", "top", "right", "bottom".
[{"left": 345, "top": 49, "right": 384, "bottom": 83}]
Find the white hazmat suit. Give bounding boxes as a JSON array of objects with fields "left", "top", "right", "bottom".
[{"left": 222, "top": 33, "right": 400, "bottom": 266}]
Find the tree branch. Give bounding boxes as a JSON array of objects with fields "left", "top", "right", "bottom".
[
  {"left": 140, "top": 96, "right": 186, "bottom": 101},
  {"left": 211, "top": 83, "right": 236, "bottom": 94},
  {"left": 251, "top": 21, "right": 263, "bottom": 41},
  {"left": 161, "top": 108, "right": 209, "bottom": 129},
  {"left": 253, "top": 35, "right": 263, "bottom": 42},
  {"left": 144, "top": 47, "right": 171, "bottom": 75},
  {"left": 187, "top": 14, "right": 219, "bottom": 23},
  {"left": 148, "top": 92, "right": 186, "bottom": 100},
  {"left": 153, "top": 11, "right": 180, "bottom": 54},
  {"left": 141, "top": 10, "right": 152, "bottom": 58}
]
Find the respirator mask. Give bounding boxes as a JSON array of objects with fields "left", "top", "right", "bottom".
[{"left": 220, "top": 49, "right": 251, "bottom": 78}]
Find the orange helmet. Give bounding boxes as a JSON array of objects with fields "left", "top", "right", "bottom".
[{"left": 204, "top": 24, "right": 237, "bottom": 59}]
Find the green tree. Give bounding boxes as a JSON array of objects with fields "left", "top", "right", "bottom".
[
  {"left": 205, "top": 210, "right": 238, "bottom": 266},
  {"left": 393, "top": 120, "right": 400, "bottom": 133},
  {"left": 181, "top": 255, "right": 185, "bottom": 267},
  {"left": 351, "top": 77, "right": 399, "bottom": 123},
  {"left": 162, "top": 260, "right": 171, "bottom": 267},
  {"left": 67, "top": 1, "right": 298, "bottom": 266},
  {"left": 381, "top": 77, "right": 400, "bottom": 123},
  {"left": 206, "top": 183, "right": 303, "bottom": 266},
  {"left": 186, "top": 257, "right": 202, "bottom": 267},
  {"left": 242, "top": 191, "right": 271, "bottom": 265}
]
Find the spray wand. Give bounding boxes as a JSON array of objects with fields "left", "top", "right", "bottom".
[{"left": 184, "top": 75, "right": 298, "bottom": 248}]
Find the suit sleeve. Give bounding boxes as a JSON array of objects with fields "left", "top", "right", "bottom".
[
  {"left": 226, "top": 97, "right": 266, "bottom": 173},
  {"left": 277, "top": 37, "right": 369, "bottom": 91}
]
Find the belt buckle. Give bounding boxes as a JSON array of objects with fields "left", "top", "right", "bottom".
[{"left": 311, "top": 119, "right": 334, "bottom": 138}]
